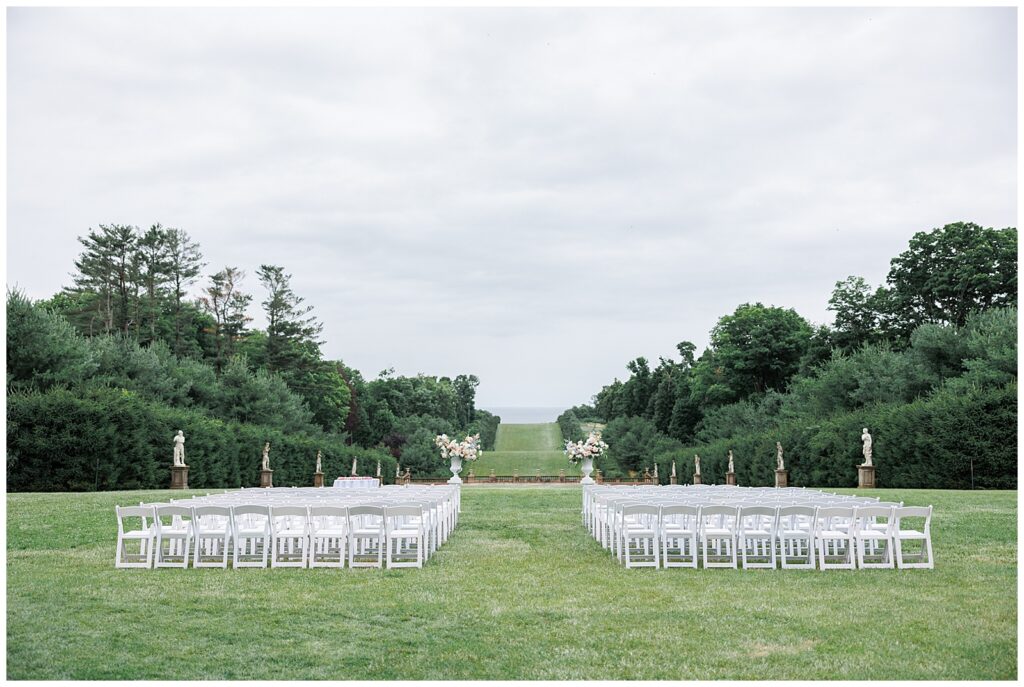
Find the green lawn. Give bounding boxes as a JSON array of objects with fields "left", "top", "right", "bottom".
[
  {"left": 6, "top": 488, "right": 1017, "bottom": 679},
  {"left": 474, "top": 422, "right": 571, "bottom": 476},
  {"left": 492, "top": 423, "right": 563, "bottom": 451}
]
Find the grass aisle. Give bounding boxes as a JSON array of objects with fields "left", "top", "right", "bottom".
[{"left": 6, "top": 488, "right": 1017, "bottom": 679}]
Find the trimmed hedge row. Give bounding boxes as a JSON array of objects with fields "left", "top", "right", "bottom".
[
  {"left": 7, "top": 387, "right": 396, "bottom": 492},
  {"left": 666, "top": 383, "right": 1017, "bottom": 489}
]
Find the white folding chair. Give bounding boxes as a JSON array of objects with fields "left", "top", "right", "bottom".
[
  {"left": 620, "top": 504, "right": 660, "bottom": 568},
  {"left": 386, "top": 505, "right": 426, "bottom": 568},
  {"left": 739, "top": 505, "right": 778, "bottom": 569},
  {"left": 661, "top": 504, "right": 699, "bottom": 569},
  {"left": 115, "top": 505, "right": 155, "bottom": 569},
  {"left": 815, "top": 506, "right": 856, "bottom": 570},
  {"left": 231, "top": 505, "right": 271, "bottom": 568},
  {"left": 153, "top": 505, "right": 194, "bottom": 569},
  {"left": 270, "top": 505, "right": 310, "bottom": 568},
  {"left": 894, "top": 506, "right": 934, "bottom": 569},
  {"left": 777, "top": 505, "right": 816, "bottom": 569},
  {"left": 192, "top": 505, "right": 232, "bottom": 569},
  {"left": 700, "top": 505, "right": 739, "bottom": 569},
  {"left": 348, "top": 505, "right": 385, "bottom": 568},
  {"left": 309, "top": 505, "right": 348, "bottom": 568},
  {"left": 853, "top": 506, "right": 895, "bottom": 569}
]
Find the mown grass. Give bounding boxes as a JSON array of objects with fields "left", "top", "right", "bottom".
[
  {"left": 475, "top": 422, "right": 570, "bottom": 476},
  {"left": 6, "top": 487, "right": 1017, "bottom": 679}
]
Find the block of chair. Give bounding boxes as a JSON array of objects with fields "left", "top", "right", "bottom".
[
  {"left": 777, "top": 505, "right": 817, "bottom": 569},
  {"left": 738, "top": 505, "right": 778, "bottom": 569},
  {"left": 661, "top": 504, "right": 699, "bottom": 568},
  {"left": 620, "top": 504, "right": 661, "bottom": 568},
  {"left": 700, "top": 505, "right": 739, "bottom": 569},
  {"left": 386, "top": 505, "right": 426, "bottom": 568}
]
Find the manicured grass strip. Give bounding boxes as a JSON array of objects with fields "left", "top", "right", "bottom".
[
  {"left": 6, "top": 488, "right": 1017, "bottom": 680},
  {"left": 493, "top": 423, "right": 563, "bottom": 451},
  {"left": 472, "top": 450, "right": 575, "bottom": 477}
]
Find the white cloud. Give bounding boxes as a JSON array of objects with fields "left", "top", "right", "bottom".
[{"left": 6, "top": 7, "right": 1017, "bottom": 406}]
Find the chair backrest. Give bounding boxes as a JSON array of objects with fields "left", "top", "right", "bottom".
[
  {"left": 348, "top": 505, "right": 385, "bottom": 518},
  {"left": 231, "top": 504, "right": 270, "bottom": 517},
  {"left": 193, "top": 505, "right": 231, "bottom": 518},
  {"left": 386, "top": 505, "right": 423, "bottom": 519},
  {"left": 894, "top": 505, "right": 932, "bottom": 531},
  {"left": 660, "top": 504, "right": 699, "bottom": 517},
  {"left": 621, "top": 504, "right": 660, "bottom": 517},
  {"left": 309, "top": 505, "right": 348, "bottom": 518},
  {"left": 152, "top": 504, "right": 192, "bottom": 530},
  {"left": 116, "top": 505, "right": 151, "bottom": 534}
]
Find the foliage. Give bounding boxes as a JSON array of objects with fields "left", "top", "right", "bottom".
[
  {"left": 6, "top": 386, "right": 394, "bottom": 492},
  {"left": 556, "top": 408, "right": 585, "bottom": 443}
]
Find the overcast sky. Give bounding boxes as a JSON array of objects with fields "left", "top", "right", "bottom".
[{"left": 6, "top": 7, "right": 1017, "bottom": 408}]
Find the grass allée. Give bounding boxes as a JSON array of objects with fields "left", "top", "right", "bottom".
[{"left": 5, "top": 486, "right": 1017, "bottom": 680}]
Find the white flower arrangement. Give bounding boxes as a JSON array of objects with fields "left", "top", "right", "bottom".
[
  {"left": 434, "top": 433, "right": 481, "bottom": 462},
  {"left": 564, "top": 431, "right": 608, "bottom": 465}
]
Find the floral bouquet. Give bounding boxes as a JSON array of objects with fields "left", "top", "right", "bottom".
[
  {"left": 564, "top": 431, "right": 608, "bottom": 465},
  {"left": 434, "top": 433, "right": 481, "bottom": 462}
]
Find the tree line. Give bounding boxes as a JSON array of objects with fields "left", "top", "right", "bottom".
[
  {"left": 8, "top": 223, "right": 499, "bottom": 490},
  {"left": 565, "top": 221, "right": 1017, "bottom": 488}
]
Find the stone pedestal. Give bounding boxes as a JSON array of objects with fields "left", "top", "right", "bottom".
[
  {"left": 313, "top": 471, "right": 324, "bottom": 488},
  {"left": 692, "top": 473, "right": 702, "bottom": 485},
  {"left": 595, "top": 469, "right": 603, "bottom": 484},
  {"left": 512, "top": 471, "right": 519, "bottom": 483},
  {"left": 171, "top": 465, "right": 189, "bottom": 490},
  {"left": 775, "top": 469, "right": 788, "bottom": 488},
  {"left": 489, "top": 469, "right": 496, "bottom": 483},
  {"left": 559, "top": 469, "right": 565, "bottom": 483},
  {"left": 466, "top": 470, "right": 475, "bottom": 484},
  {"left": 858, "top": 464, "right": 876, "bottom": 489},
  {"left": 670, "top": 475, "right": 677, "bottom": 485},
  {"left": 260, "top": 469, "right": 274, "bottom": 488},
  {"left": 726, "top": 471, "right": 737, "bottom": 486}
]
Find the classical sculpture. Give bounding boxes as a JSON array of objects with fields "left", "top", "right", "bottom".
[
  {"left": 315, "top": 450, "right": 322, "bottom": 474},
  {"left": 351, "top": 457, "right": 357, "bottom": 476},
  {"left": 261, "top": 442, "right": 271, "bottom": 471},
  {"left": 172, "top": 430, "right": 186, "bottom": 467},
  {"left": 376, "top": 461, "right": 381, "bottom": 478},
  {"left": 396, "top": 463, "right": 401, "bottom": 479},
  {"left": 671, "top": 461, "right": 677, "bottom": 478},
  {"left": 653, "top": 463, "right": 659, "bottom": 479},
  {"left": 728, "top": 450, "right": 735, "bottom": 474},
  {"left": 694, "top": 454, "right": 701, "bottom": 476},
  {"left": 861, "top": 428, "right": 873, "bottom": 467},
  {"left": 776, "top": 442, "right": 785, "bottom": 471}
]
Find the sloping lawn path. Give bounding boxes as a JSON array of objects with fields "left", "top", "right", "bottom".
[
  {"left": 6, "top": 488, "right": 1016, "bottom": 679},
  {"left": 475, "top": 422, "right": 571, "bottom": 475}
]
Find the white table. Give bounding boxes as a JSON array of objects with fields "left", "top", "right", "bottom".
[{"left": 332, "top": 477, "right": 380, "bottom": 489}]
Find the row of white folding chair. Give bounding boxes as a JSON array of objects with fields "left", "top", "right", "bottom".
[
  {"left": 601, "top": 503, "right": 932, "bottom": 570},
  {"left": 115, "top": 503, "right": 438, "bottom": 569}
]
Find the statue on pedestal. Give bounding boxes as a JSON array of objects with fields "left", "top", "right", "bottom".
[
  {"left": 653, "top": 463, "right": 658, "bottom": 479},
  {"left": 861, "top": 428, "right": 873, "bottom": 467},
  {"left": 315, "top": 450, "right": 322, "bottom": 474},
  {"left": 261, "top": 442, "right": 271, "bottom": 471},
  {"left": 694, "top": 454, "right": 701, "bottom": 476},
  {"left": 776, "top": 442, "right": 785, "bottom": 471},
  {"left": 671, "top": 461, "right": 677, "bottom": 478},
  {"left": 376, "top": 461, "right": 381, "bottom": 478},
  {"left": 351, "top": 457, "right": 357, "bottom": 476},
  {"left": 173, "top": 430, "right": 187, "bottom": 467},
  {"left": 728, "top": 449, "right": 735, "bottom": 473}
]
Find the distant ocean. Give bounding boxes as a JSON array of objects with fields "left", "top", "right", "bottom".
[{"left": 483, "top": 407, "right": 565, "bottom": 424}]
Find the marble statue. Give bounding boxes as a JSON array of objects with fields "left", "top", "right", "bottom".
[
  {"left": 376, "top": 461, "right": 381, "bottom": 478},
  {"left": 173, "top": 430, "right": 186, "bottom": 467},
  {"left": 396, "top": 463, "right": 401, "bottom": 479},
  {"left": 315, "top": 450, "right": 322, "bottom": 474},
  {"left": 351, "top": 457, "right": 357, "bottom": 476},
  {"left": 654, "top": 463, "right": 659, "bottom": 479},
  {"left": 671, "top": 461, "right": 677, "bottom": 478},
  {"left": 776, "top": 442, "right": 784, "bottom": 471},
  {"left": 261, "top": 442, "right": 271, "bottom": 471},
  {"left": 861, "top": 428, "right": 873, "bottom": 467},
  {"left": 728, "top": 450, "right": 735, "bottom": 474},
  {"left": 694, "top": 454, "right": 701, "bottom": 476}
]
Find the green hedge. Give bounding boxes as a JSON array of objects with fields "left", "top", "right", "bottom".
[
  {"left": 672, "top": 383, "right": 1017, "bottom": 489},
  {"left": 7, "top": 387, "right": 396, "bottom": 492},
  {"left": 557, "top": 409, "right": 585, "bottom": 443}
]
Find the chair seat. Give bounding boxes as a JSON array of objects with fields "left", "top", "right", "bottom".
[
  {"left": 818, "top": 530, "right": 850, "bottom": 538},
  {"left": 236, "top": 528, "right": 269, "bottom": 537},
  {"left": 312, "top": 528, "right": 347, "bottom": 537},
  {"left": 897, "top": 530, "right": 926, "bottom": 538},
  {"left": 781, "top": 529, "right": 811, "bottom": 536},
  {"left": 741, "top": 529, "right": 773, "bottom": 537},
  {"left": 122, "top": 529, "right": 153, "bottom": 539},
  {"left": 352, "top": 528, "right": 384, "bottom": 537},
  {"left": 704, "top": 528, "right": 734, "bottom": 536},
  {"left": 275, "top": 528, "right": 307, "bottom": 537}
]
